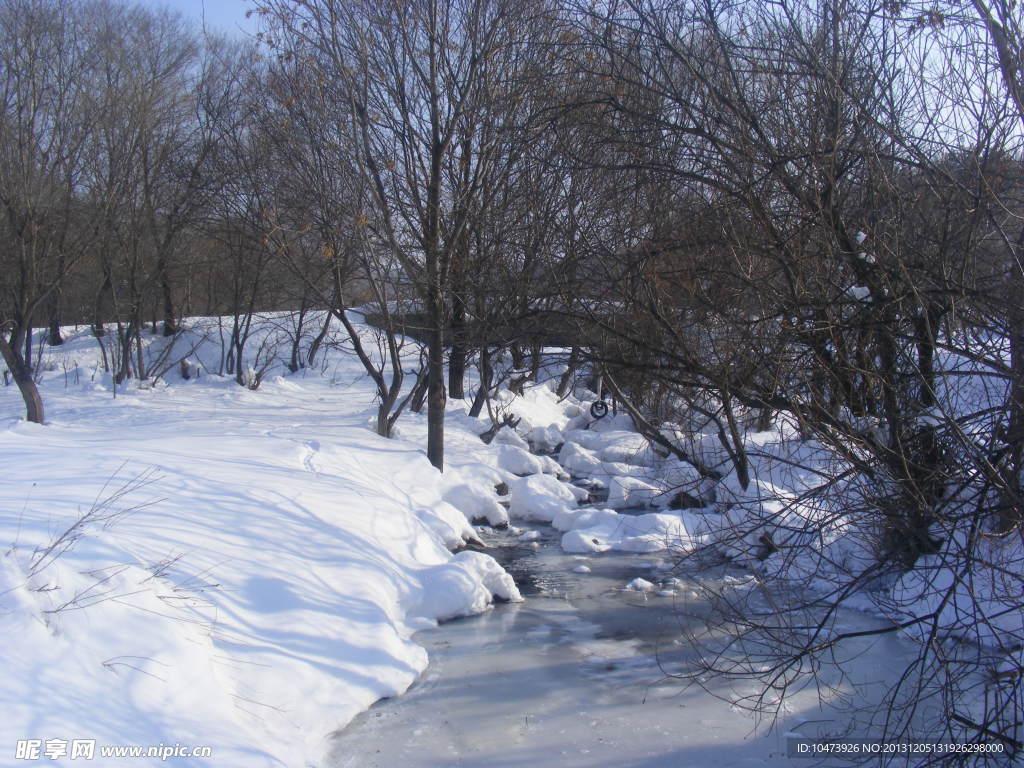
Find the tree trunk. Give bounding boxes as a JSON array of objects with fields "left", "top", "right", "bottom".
[
  {"left": 557, "top": 347, "right": 579, "bottom": 398},
  {"left": 93, "top": 270, "right": 112, "bottom": 338},
  {"left": 529, "top": 341, "right": 542, "bottom": 381},
  {"left": 0, "top": 332, "right": 44, "bottom": 424},
  {"left": 289, "top": 302, "right": 308, "bottom": 373},
  {"left": 426, "top": 289, "right": 446, "bottom": 471},
  {"left": 162, "top": 270, "right": 177, "bottom": 336},
  {"left": 410, "top": 369, "right": 430, "bottom": 413},
  {"left": 510, "top": 343, "right": 525, "bottom": 371},
  {"left": 307, "top": 310, "right": 332, "bottom": 367},
  {"left": 114, "top": 322, "right": 133, "bottom": 384},
  {"left": 448, "top": 293, "right": 467, "bottom": 399},
  {"left": 469, "top": 347, "right": 493, "bottom": 418},
  {"left": 47, "top": 288, "right": 64, "bottom": 346}
]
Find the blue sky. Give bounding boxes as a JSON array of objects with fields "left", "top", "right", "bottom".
[{"left": 133, "top": 0, "right": 259, "bottom": 37}]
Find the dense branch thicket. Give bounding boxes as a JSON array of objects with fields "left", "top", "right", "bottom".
[{"left": 2, "top": 0, "right": 1023, "bottom": 759}]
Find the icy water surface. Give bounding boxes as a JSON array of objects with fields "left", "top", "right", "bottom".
[{"left": 329, "top": 524, "right": 930, "bottom": 768}]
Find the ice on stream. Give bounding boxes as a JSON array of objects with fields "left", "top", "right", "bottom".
[{"left": 331, "top": 525, "right": 932, "bottom": 768}]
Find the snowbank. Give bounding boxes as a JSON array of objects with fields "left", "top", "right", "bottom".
[{"left": 0, "top": 317, "right": 523, "bottom": 768}]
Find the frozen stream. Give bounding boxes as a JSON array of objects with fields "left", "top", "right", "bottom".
[{"left": 329, "top": 522, "right": 932, "bottom": 767}]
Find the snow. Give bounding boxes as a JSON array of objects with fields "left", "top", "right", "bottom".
[
  {"left": 7, "top": 311, "right": 1023, "bottom": 764},
  {"left": 0, "top": 316, "right": 524, "bottom": 768},
  {"left": 506, "top": 472, "right": 586, "bottom": 522},
  {"left": 889, "top": 532, "right": 1024, "bottom": 648},
  {"left": 594, "top": 431, "right": 658, "bottom": 466},
  {"left": 624, "top": 577, "right": 656, "bottom": 592},
  {"left": 411, "top": 551, "right": 520, "bottom": 622},
  {"left": 497, "top": 383, "right": 574, "bottom": 434},
  {"left": 493, "top": 443, "right": 562, "bottom": 477},
  {"left": 560, "top": 509, "right": 700, "bottom": 554},
  {"left": 526, "top": 424, "right": 563, "bottom": 453},
  {"left": 561, "top": 529, "right": 613, "bottom": 553},
  {"left": 606, "top": 475, "right": 665, "bottom": 509},
  {"left": 490, "top": 425, "right": 531, "bottom": 450},
  {"left": 442, "top": 482, "right": 509, "bottom": 527},
  {"left": 556, "top": 440, "right": 602, "bottom": 477}
]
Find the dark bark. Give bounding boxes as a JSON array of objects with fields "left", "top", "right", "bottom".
[
  {"left": 914, "top": 306, "right": 941, "bottom": 409},
  {"left": 410, "top": 368, "right": 430, "bottom": 413},
  {"left": 1, "top": 330, "right": 44, "bottom": 424},
  {"left": 426, "top": 289, "right": 447, "bottom": 470},
  {"left": 510, "top": 343, "right": 525, "bottom": 371},
  {"left": 288, "top": 301, "right": 308, "bottom": 373},
  {"left": 161, "top": 272, "right": 177, "bottom": 336},
  {"left": 556, "top": 347, "right": 579, "bottom": 399},
  {"left": 92, "top": 271, "right": 112, "bottom": 337},
  {"left": 448, "top": 292, "right": 467, "bottom": 399},
  {"left": 469, "top": 347, "right": 493, "bottom": 419},
  {"left": 307, "top": 310, "right": 332, "bottom": 367},
  {"left": 47, "top": 289, "right": 64, "bottom": 346}
]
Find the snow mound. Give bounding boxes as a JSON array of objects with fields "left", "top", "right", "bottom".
[
  {"left": 625, "top": 577, "right": 656, "bottom": 592},
  {"left": 494, "top": 444, "right": 562, "bottom": 477},
  {"left": 507, "top": 474, "right": 587, "bottom": 522},
  {"left": 558, "top": 441, "right": 602, "bottom": 477},
  {"left": 562, "top": 529, "right": 613, "bottom": 553},
  {"left": 443, "top": 482, "right": 509, "bottom": 527},
  {"left": 492, "top": 426, "right": 531, "bottom": 450},
  {"left": 559, "top": 508, "right": 703, "bottom": 554},
  {"left": 412, "top": 551, "right": 523, "bottom": 623},
  {"left": 607, "top": 475, "right": 665, "bottom": 509},
  {"left": 497, "top": 383, "right": 574, "bottom": 435},
  {"left": 528, "top": 424, "right": 564, "bottom": 453},
  {"left": 596, "top": 431, "right": 658, "bottom": 466},
  {"left": 417, "top": 500, "right": 481, "bottom": 547},
  {"left": 589, "top": 412, "right": 635, "bottom": 432},
  {"left": 890, "top": 533, "right": 1024, "bottom": 648}
]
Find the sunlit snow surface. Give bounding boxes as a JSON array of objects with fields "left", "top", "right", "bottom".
[
  {"left": 0, "top": 317, "right": 520, "bottom": 767},
  {"left": 0, "top": 316, "right": 953, "bottom": 766}
]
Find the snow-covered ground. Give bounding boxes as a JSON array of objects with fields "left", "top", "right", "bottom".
[
  {"left": 1, "top": 316, "right": 529, "bottom": 767},
  {"left": 4, "top": 312, "right": 1021, "bottom": 765}
]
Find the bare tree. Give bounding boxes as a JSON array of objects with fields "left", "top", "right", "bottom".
[
  {"left": 550, "top": 0, "right": 1024, "bottom": 754},
  {"left": 258, "top": 0, "right": 552, "bottom": 469},
  {"left": 0, "top": 0, "right": 100, "bottom": 421}
]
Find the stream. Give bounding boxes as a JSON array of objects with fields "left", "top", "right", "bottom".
[{"left": 329, "top": 517, "right": 931, "bottom": 767}]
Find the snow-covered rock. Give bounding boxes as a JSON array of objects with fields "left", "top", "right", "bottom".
[
  {"left": 606, "top": 476, "right": 665, "bottom": 509},
  {"left": 507, "top": 473, "right": 586, "bottom": 522},
  {"left": 492, "top": 426, "right": 531, "bottom": 451},
  {"left": 559, "top": 508, "right": 701, "bottom": 554},
  {"left": 528, "top": 424, "right": 564, "bottom": 453},
  {"left": 413, "top": 551, "right": 523, "bottom": 622},
  {"left": 495, "top": 444, "right": 547, "bottom": 476},
  {"left": 443, "top": 482, "right": 509, "bottom": 527},
  {"left": 590, "top": 412, "right": 635, "bottom": 432},
  {"left": 562, "top": 529, "right": 613, "bottom": 553},
  {"left": 625, "top": 577, "right": 656, "bottom": 592},
  {"left": 558, "top": 441, "right": 602, "bottom": 477},
  {"left": 416, "top": 500, "right": 480, "bottom": 547},
  {"left": 597, "top": 431, "right": 658, "bottom": 466}
]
